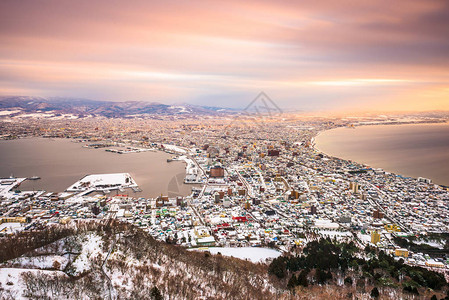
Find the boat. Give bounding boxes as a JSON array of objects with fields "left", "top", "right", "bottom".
[
  {"left": 1, "top": 179, "right": 15, "bottom": 185},
  {"left": 29, "top": 176, "right": 41, "bottom": 180},
  {"left": 167, "top": 156, "right": 178, "bottom": 162}
]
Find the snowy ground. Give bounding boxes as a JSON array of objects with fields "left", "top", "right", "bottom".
[
  {"left": 6, "top": 255, "right": 69, "bottom": 270},
  {"left": 192, "top": 247, "right": 281, "bottom": 263},
  {"left": 318, "top": 230, "right": 352, "bottom": 240},
  {"left": 179, "top": 156, "right": 195, "bottom": 174},
  {"left": 313, "top": 219, "right": 340, "bottom": 229},
  {"left": 178, "top": 155, "right": 204, "bottom": 183},
  {"left": 66, "top": 173, "right": 138, "bottom": 192},
  {"left": 0, "top": 232, "right": 106, "bottom": 298},
  {"left": 0, "top": 178, "right": 26, "bottom": 198},
  {"left": 70, "top": 233, "right": 104, "bottom": 276},
  {"left": 358, "top": 233, "right": 372, "bottom": 244},
  {"left": 0, "top": 110, "right": 21, "bottom": 116},
  {"left": 0, "top": 222, "right": 24, "bottom": 234},
  {"left": 8, "top": 112, "right": 79, "bottom": 120},
  {"left": 162, "top": 144, "right": 187, "bottom": 154},
  {"left": 0, "top": 268, "right": 67, "bottom": 299},
  {"left": 414, "top": 239, "right": 445, "bottom": 249}
]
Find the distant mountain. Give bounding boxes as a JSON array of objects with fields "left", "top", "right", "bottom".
[{"left": 0, "top": 96, "right": 237, "bottom": 118}]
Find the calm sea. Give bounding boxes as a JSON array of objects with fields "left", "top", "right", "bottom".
[
  {"left": 0, "top": 138, "right": 193, "bottom": 197},
  {"left": 315, "top": 123, "right": 449, "bottom": 186}
]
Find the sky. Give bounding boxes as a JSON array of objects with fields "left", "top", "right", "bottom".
[{"left": 0, "top": 0, "right": 448, "bottom": 112}]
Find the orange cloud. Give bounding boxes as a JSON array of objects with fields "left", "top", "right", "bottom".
[{"left": 0, "top": 0, "right": 448, "bottom": 111}]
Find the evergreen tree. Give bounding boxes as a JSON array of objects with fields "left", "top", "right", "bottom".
[
  {"left": 344, "top": 277, "right": 353, "bottom": 286},
  {"left": 287, "top": 274, "right": 298, "bottom": 289},
  {"left": 268, "top": 257, "right": 287, "bottom": 279},
  {"left": 370, "top": 287, "right": 379, "bottom": 298},
  {"left": 150, "top": 286, "right": 163, "bottom": 300},
  {"left": 298, "top": 269, "right": 309, "bottom": 287}
]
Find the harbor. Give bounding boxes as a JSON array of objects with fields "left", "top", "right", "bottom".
[{"left": 0, "top": 138, "right": 193, "bottom": 198}]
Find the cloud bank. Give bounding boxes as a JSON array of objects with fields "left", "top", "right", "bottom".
[{"left": 1, "top": 0, "right": 448, "bottom": 111}]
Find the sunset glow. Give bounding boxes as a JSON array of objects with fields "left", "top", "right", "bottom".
[{"left": 1, "top": 0, "right": 448, "bottom": 111}]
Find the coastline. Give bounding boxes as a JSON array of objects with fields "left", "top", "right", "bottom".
[
  {"left": 313, "top": 122, "right": 449, "bottom": 187},
  {"left": 0, "top": 137, "right": 193, "bottom": 197}
]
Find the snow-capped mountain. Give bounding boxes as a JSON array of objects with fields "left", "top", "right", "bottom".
[{"left": 0, "top": 96, "right": 236, "bottom": 118}]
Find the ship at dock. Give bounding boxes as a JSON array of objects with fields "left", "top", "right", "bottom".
[{"left": 167, "top": 156, "right": 179, "bottom": 162}]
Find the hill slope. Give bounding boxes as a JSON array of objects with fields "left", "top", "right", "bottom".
[
  {"left": 0, "top": 221, "right": 285, "bottom": 299},
  {"left": 0, "top": 96, "right": 234, "bottom": 118},
  {"left": 1, "top": 221, "right": 447, "bottom": 299}
]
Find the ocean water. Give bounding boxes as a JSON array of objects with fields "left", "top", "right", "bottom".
[
  {"left": 0, "top": 138, "right": 193, "bottom": 197},
  {"left": 315, "top": 123, "right": 449, "bottom": 186}
]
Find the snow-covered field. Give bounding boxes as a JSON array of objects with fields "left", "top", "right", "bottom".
[
  {"left": 313, "top": 219, "right": 340, "bottom": 229},
  {"left": 193, "top": 247, "right": 281, "bottom": 263},
  {"left": 5, "top": 111, "right": 80, "bottom": 120},
  {"left": 70, "top": 233, "right": 103, "bottom": 276},
  {"left": 6, "top": 255, "right": 69, "bottom": 270},
  {"left": 0, "top": 232, "right": 107, "bottom": 298},
  {"left": 0, "top": 268, "right": 67, "bottom": 299}
]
